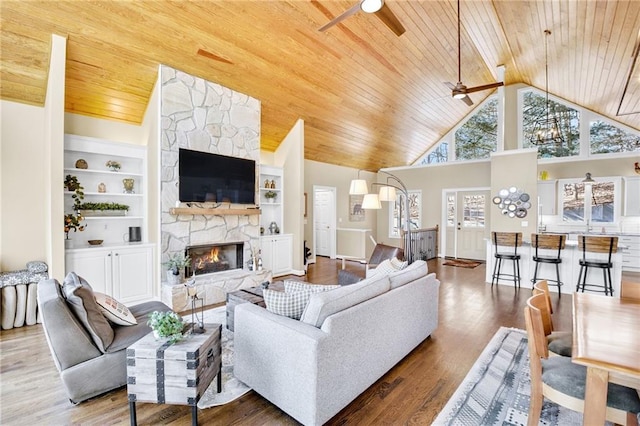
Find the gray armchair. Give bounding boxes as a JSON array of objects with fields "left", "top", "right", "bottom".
[
  {"left": 37, "top": 276, "right": 171, "bottom": 403},
  {"left": 338, "top": 243, "right": 404, "bottom": 285}
]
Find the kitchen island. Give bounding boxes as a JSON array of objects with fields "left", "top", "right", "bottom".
[{"left": 485, "top": 234, "right": 627, "bottom": 296}]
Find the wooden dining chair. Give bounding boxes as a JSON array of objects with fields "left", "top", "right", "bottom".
[
  {"left": 532, "top": 280, "right": 572, "bottom": 357},
  {"left": 524, "top": 293, "right": 640, "bottom": 426}
]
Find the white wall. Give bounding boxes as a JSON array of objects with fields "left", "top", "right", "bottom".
[{"left": 0, "top": 101, "right": 47, "bottom": 271}]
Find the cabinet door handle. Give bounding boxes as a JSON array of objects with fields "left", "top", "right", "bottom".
[
  {"left": 107, "top": 253, "right": 111, "bottom": 257},
  {"left": 114, "top": 253, "right": 119, "bottom": 256}
]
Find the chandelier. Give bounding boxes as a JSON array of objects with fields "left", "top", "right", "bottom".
[{"left": 530, "top": 30, "right": 565, "bottom": 147}]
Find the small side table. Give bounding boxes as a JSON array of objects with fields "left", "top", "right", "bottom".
[{"left": 126, "top": 323, "right": 222, "bottom": 426}]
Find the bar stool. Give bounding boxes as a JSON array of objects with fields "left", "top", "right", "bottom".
[
  {"left": 576, "top": 235, "right": 618, "bottom": 296},
  {"left": 491, "top": 232, "right": 522, "bottom": 289},
  {"left": 530, "top": 233, "right": 566, "bottom": 297}
]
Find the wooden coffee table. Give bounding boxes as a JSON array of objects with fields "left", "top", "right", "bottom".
[
  {"left": 126, "top": 323, "right": 222, "bottom": 426},
  {"left": 226, "top": 282, "right": 283, "bottom": 331}
]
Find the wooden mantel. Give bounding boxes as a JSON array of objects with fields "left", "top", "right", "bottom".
[{"left": 169, "top": 207, "right": 261, "bottom": 216}]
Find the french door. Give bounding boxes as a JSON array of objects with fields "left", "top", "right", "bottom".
[{"left": 444, "top": 190, "right": 489, "bottom": 260}]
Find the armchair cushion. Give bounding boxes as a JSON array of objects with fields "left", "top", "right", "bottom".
[
  {"left": 63, "top": 272, "right": 114, "bottom": 352},
  {"left": 368, "top": 243, "right": 404, "bottom": 266}
]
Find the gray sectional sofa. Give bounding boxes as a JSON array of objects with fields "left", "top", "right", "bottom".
[{"left": 234, "top": 260, "right": 439, "bottom": 426}]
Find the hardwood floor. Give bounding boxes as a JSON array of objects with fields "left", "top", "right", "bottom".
[{"left": 0, "top": 257, "right": 573, "bottom": 426}]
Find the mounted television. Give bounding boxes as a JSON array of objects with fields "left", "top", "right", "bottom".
[{"left": 179, "top": 148, "right": 256, "bottom": 204}]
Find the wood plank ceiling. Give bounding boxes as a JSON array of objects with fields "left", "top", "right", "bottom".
[{"left": 1, "top": 1, "right": 639, "bottom": 172}]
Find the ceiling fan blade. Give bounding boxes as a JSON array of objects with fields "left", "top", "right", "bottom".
[
  {"left": 465, "top": 82, "right": 504, "bottom": 94},
  {"left": 444, "top": 82, "right": 456, "bottom": 90},
  {"left": 461, "top": 95, "right": 474, "bottom": 106},
  {"left": 374, "top": 3, "right": 406, "bottom": 36},
  {"left": 318, "top": 2, "right": 362, "bottom": 32}
]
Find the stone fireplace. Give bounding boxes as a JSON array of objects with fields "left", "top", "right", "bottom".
[{"left": 185, "top": 242, "right": 244, "bottom": 276}]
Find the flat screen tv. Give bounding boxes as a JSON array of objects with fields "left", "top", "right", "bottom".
[{"left": 179, "top": 148, "right": 256, "bottom": 204}]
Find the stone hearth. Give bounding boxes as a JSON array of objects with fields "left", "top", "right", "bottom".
[{"left": 161, "top": 269, "right": 272, "bottom": 312}]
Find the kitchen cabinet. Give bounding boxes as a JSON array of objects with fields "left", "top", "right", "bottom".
[
  {"left": 65, "top": 244, "right": 154, "bottom": 304},
  {"left": 537, "top": 180, "right": 557, "bottom": 215},
  {"left": 623, "top": 176, "right": 640, "bottom": 216},
  {"left": 620, "top": 235, "right": 640, "bottom": 272},
  {"left": 261, "top": 234, "right": 293, "bottom": 277}
]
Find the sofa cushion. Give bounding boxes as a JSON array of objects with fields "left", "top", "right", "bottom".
[
  {"left": 300, "top": 274, "right": 391, "bottom": 327},
  {"left": 264, "top": 289, "right": 312, "bottom": 320},
  {"left": 284, "top": 280, "right": 339, "bottom": 293},
  {"left": 94, "top": 292, "right": 137, "bottom": 326},
  {"left": 62, "top": 272, "right": 114, "bottom": 352},
  {"left": 389, "top": 260, "right": 429, "bottom": 289}
]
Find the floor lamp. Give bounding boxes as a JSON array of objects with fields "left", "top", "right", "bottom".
[{"left": 349, "top": 170, "right": 413, "bottom": 263}]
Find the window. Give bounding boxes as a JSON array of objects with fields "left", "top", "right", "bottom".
[
  {"left": 446, "top": 194, "right": 455, "bottom": 226},
  {"left": 389, "top": 190, "right": 421, "bottom": 238},
  {"left": 423, "top": 142, "right": 448, "bottom": 164},
  {"left": 522, "top": 91, "right": 580, "bottom": 158},
  {"left": 590, "top": 120, "right": 640, "bottom": 154},
  {"left": 462, "top": 195, "right": 485, "bottom": 227},
  {"left": 455, "top": 98, "right": 498, "bottom": 160},
  {"left": 560, "top": 178, "right": 618, "bottom": 224}
]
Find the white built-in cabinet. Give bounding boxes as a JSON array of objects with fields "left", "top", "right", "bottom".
[
  {"left": 65, "top": 244, "right": 154, "bottom": 304},
  {"left": 537, "top": 180, "right": 557, "bottom": 215},
  {"left": 64, "top": 134, "right": 154, "bottom": 302},
  {"left": 259, "top": 165, "right": 292, "bottom": 277},
  {"left": 623, "top": 176, "right": 640, "bottom": 216}
]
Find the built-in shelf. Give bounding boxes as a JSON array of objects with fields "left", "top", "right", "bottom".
[{"left": 169, "top": 207, "right": 260, "bottom": 216}]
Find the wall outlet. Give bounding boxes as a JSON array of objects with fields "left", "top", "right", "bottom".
[{"left": 521, "top": 221, "right": 528, "bottom": 227}]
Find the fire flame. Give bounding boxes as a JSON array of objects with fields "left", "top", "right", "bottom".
[{"left": 195, "top": 247, "right": 220, "bottom": 270}]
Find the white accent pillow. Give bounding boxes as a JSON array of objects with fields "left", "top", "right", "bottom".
[
  {"left": 94, "top": 292, "right": 137, "bottom": 326},
  {"left": 390, "top": 257, "right": 408, "bottom": 270},
  {"left": 372, "top": 258, "right": 397, "bottom": 275},
  {"left": 263, "top": 289, "right": 311, "bottom": 320},
  {"left": 284, "top": 280, "right": 339, "bottom": 293}
]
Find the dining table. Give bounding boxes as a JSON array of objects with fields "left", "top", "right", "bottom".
[{"left": 571, "top": 292, "right": 640, "bottom": 425}]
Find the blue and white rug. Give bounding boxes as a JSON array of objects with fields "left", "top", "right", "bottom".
[
  {"left": 187, "top": 307, "right": 251, "bottom": 409},
  {"left": 433, "top": 327, "right": 587, "bottom": 426}
]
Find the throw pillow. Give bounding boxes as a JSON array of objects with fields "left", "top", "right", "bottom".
[
  {"left": 284, "top": 281, "right": 339, "bottom": 293},
  {"left": 372, "top": 258, "right": 397, "bottom": 275},
  {"left": 62, "top": 272, "right": 114, "bottom": 352},
  {"left": 26, "top": 260, "right": 48, "bottom": 273},
  {"left": 390, "top": 257, "right": 408, "bottom": 270},
  {"left": 263, "top": 289, "right": 312, "bottom": 320},
  {"left": 94, "top": 292, "right": 137, "bottom": 326}
]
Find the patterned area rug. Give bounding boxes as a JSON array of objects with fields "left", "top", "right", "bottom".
[
  {"left": 442, "top": 259, "right": 482, "bottom": 268},
  {"left": 187, "top": 307, "right": 251, "bottom": 409},
  {"left": 432, "top": 327, "right": 587, "bottom": 426}
]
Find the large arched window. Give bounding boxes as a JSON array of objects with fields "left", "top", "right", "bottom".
[{"left": 455, "top": 98, "right": 498, "bottom": 160}]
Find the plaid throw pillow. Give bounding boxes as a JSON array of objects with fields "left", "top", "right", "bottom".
[
  {"left": 263, "top": 289, "right": 312, "bottom": 320},
  {"left": 372, "top": 259, "right": 397, "bottom": 275},
  {"left": 284, "top": 280, "right": 339, "bottom": 293},
  {"left": 390, "top": 257, "right": 408, "bottom": 270}
]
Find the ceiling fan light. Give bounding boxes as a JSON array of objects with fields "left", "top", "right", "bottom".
[
  {"left": 453, "top": 92, "right": 467, "bottom": 99},
  {"left": 361, "top": 0, "right": 383, "bottom": 13}
]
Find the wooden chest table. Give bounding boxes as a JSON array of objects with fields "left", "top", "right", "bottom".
[
  {"left": 226, "top": 281, "right": 284, "bottom": 331},
  {"left": 126, "top": 323, "right": 222, "bottom": 426}
]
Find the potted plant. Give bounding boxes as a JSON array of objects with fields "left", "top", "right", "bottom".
[
  {"left": 147, "top": 311, "right": 185, "bottom": 343},
  {"left": 265, "top": 190, "right": 277, "bottom": 203},
  {"left": 105, "top": 160, "right": 121, "bottom": 172},
  {"left": 77, "top": 202, "right": 130, "bottom": 216},
  {"left": 64, "top": 175, "right": 86, "bottom": 245},
  {"left": 163, "top": 253, "right": 191, "bottom": 284}
]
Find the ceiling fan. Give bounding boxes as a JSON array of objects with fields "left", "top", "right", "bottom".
[
  {"left": 318, "top": 0, "right": 406, "bottom": 37},
  {"left": 444, "top": 0, "right": 503, "bottom": 106}
]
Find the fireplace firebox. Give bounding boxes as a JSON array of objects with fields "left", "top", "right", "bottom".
[{"left": 185, "top": 242, "right": 244, "bottom": 276}]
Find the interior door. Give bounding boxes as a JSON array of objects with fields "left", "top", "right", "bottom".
[
  {"left": 314, "top": 187, "right": 336, "bottom": 258},
  {"left": 456, "top": 190, "right": 489, "bottom": 260}
]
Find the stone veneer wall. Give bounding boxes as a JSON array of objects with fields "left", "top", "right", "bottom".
[{"left": 160, "top": 65, "right": 261, "bottom": 306}]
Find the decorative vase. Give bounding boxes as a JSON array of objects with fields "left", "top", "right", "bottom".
[
  {"left": 166, "top": 271, "right": 181, "bottom": 285},
  {"left": 268, "top": 198, "right": 275, "bottom": 203},
  {"left": 123, "top": 178, "right": 135, "bottom": 194},
  {"left": 65, "top": 238, "right": 73, "bottom": 249}
]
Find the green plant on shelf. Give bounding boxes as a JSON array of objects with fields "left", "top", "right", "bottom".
[
  {"left": 77, "top": 202, "right": 130, "bottom": 211},
  {"left": 147, "top": 311, "right": 185, "bottom": 343},
  {"left": 105, "top": 160, "right": 121, "bottom": 171},
  {"left": 265, "top": 190, "right": 277, "bottom": 199},
  {"left": 64, "top": 175, "right": 86, "bottom": 238}
]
